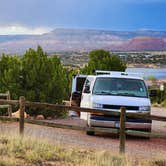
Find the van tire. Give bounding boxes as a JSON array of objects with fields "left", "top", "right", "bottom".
[
  {"left": 86, "top": 130, "right": 95, "bottom": 136},
  {"left": 146, "top": 128, "right": 151, "bottom": 133},
  {"left": 145, "top": 127, "right": 151, "bottom": 139}
]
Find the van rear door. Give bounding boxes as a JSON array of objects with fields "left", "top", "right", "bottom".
[{"left": 70, "top": 75, "right": 87, "bottom": 107}]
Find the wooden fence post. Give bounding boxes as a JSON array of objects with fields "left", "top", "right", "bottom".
[
  {"left": 7, "top": 91, "right": 12, "bottom": 117},
  {"left": 19, "top": 96, "right": 25, "bottom": 136},
  {"left": 119, "top": 107, "right": 126, "bottom": 154}
]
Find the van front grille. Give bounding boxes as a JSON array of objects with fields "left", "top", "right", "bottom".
[{"left": 102, "top": 105, "right": 139, "bottom": 111}]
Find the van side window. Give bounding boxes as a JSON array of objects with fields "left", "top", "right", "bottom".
[
  {"left": 83, "top": 79, "right": 91, "bottom": 93},
  {"left": 84, "top": 79, "right": 90, "bottom": 87}
]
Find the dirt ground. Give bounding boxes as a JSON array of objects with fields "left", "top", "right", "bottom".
[{"left": 0, "top": 107, "right": 166, "bottom": 159}]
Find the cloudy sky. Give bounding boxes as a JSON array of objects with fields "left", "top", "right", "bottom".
[{"left": 0, "top": 0, "right": 166, "bottom": 34}]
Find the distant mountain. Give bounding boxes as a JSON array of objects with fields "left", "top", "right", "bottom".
[
  {"left": 45, "top": 28, "right": 166, "bottom": 40},
  {"left": 0, "top": 28, "right": 166, "bottom": 54},
  {"left": 122, "top": 37, "right": 166, "bottom": 51}
]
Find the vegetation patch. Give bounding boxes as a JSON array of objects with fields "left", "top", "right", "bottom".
[
  {"left": 0, "top": 134, "right": 165, "bottom": 166},
  {"left": 161, "top": 100, "right": 166, "bottom": 108},
  {"left": 164, "top": 123, "right": 166, "bottom": 128}
]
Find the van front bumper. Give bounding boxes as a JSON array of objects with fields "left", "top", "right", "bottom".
[{"left": 88, "top": 115, "right": 152, "bottom": 130}]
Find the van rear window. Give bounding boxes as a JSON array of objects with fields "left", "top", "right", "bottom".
[{"left": 76, "top": 77, "right": 86, "bottom": 92}]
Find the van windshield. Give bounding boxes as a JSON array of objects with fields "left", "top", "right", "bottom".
[{"left": 93, "top": 77, "right": 148, "bottom": 98}]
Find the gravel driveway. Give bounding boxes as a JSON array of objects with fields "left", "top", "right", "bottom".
[{"left": 0, "top": 107, "right": 166, "bottom": 159}]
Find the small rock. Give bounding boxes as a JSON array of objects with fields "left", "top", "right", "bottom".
[
  {"left": 46, "top": 117, "right": 52, "bottom": 120},
  {"left": 29, "top": 116, "right": 35, "bottom": 120},
  {"left": 12, "top": 109, "right": 29, "bottom": 118},
  {"left": 36, "top": 115, "right": 45, "bottom": 120},
  {"left": 26, "top": 114, "right": 30, "bottom": 118}
]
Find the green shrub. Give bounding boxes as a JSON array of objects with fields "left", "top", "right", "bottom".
[
  {"left": 0, "top": 108, "right": 8, "bottom": 116},
  {"left": 161, "top": 99, "right": 166, "bottom": 107},
  {"left": 0, "top": 46, "right": 72, "bottom": 118}
]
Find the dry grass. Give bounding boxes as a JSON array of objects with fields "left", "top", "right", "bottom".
[
  {"left": 0, "top": 133, "right": 165, "bottom": 166},
  {"left": 152, "top": 103, "right": 162, "bottom": 107},
  {"left": 164, "top": 123, "right": 166, "bottom": 128}
]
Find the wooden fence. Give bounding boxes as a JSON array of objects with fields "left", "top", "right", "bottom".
[
  {"left": 0, "top": 96, "right": 166, "bottom": 154},
  {"left": 0, "top": 91, "right": 12, "bottom": 116}
]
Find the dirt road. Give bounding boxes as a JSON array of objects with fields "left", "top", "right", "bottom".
[{"left": 0, "top": 107, "right": 166, "bottom": 159}]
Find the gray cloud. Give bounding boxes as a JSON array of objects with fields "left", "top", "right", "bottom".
[
  {"left": 122, "top": 0, "right": 166, "bottom": 3},
  {"left": 0, "top": 0, "right": 165, "bottom": 31}
]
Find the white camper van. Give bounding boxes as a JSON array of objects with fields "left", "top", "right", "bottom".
[{"left": 70, "top": 71, "right": 151, "bottom": 135}]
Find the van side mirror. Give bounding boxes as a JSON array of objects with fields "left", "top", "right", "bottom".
[
  {"left": 83, "top": 85, "right": 90, "bottom": 93},
  {"left": 149, "top": 89, "right": 157, "bottom": 97}
]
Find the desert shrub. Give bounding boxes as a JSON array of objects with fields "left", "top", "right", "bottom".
[
  {"left": 0, "top": 108, "right": 7, "bottom": 116},
  {"left": 81, "top": 49, "right": 126, "bottom": 74},
  {"left": 161, "top": 99, "right": 166, "bottom": 107},
  {"left": 0, "top": 46, "right": 72, "bottom": 117}
]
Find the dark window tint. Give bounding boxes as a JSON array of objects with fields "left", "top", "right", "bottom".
[{"left": 76, "top": 77, "right": 86, "bottom": 92}]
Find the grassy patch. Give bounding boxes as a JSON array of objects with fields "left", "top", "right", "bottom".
[
  {"left": 164, "top": 123, "right": 166, "bottom": 128},
  {"left": 152, "top": 103, "right": 162, "bottom": 107},
  {"left": 0, "top": 134, "right": 165, "bottom": 166}
]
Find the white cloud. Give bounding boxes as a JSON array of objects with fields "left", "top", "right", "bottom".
[{"left": 0, "top": 25, "right": 51, "bottom": 35}]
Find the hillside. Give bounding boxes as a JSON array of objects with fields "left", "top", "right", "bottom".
[
  {"left": 122, "top": 37, "right": 166, "bottom": 51},
  {"left": 0, "top": 28, "right": 166, "bottom": 54}
]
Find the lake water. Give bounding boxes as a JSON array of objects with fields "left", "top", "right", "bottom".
[{"left": 126, "top": 68, "right": 166, "bottom": 80}]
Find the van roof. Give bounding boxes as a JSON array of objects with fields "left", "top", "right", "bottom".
[
  {"left": 94, "top": 74, "right": 143, "bottom": 80},
  {"left": 74, "top": 71, "right": 144, "bottom": 80},
  {"left": 87, "top": 73, "right": 143, "bottom": 80},
  {"left": 94, "top": 70, "right": 143, "bottom": 80},
  {"left": 74, "top": 74, "right": 87, "bottom": 78}
]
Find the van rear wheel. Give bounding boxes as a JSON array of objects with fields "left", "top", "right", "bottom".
[
  {"left": 86, "top": 130, "right": 95, "bottom": 136},
  {"left": 144, "top": 128, "right": 151, "bottom": 139}
]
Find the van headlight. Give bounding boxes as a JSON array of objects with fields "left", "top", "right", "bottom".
[
  {"left": 139, "top": 106, "right": 150, "bottom": 111},
  {"left": 92, "top": 103, "right": 103, "bottom": 109}
]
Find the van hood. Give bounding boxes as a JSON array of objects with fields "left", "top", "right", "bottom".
[{"left": 92, "top": 95, "right": 150, "bottom": 107}]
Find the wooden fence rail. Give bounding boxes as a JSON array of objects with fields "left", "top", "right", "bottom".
[
  {"left": 0, "top": 99, "right": 166, "bottom": 121},
  {"left": 0, "top": 97, "right": 166, "bottom": 154},
  {"left": 0, "top": 91, "right": 12, "bottom": 116},
  {"left": 25, "top": 101, "right": 166, "bottom": 122}
]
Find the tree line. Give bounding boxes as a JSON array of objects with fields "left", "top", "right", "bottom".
[{"left": 0, "top": 47, "right": 126, "bottom": 117}]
